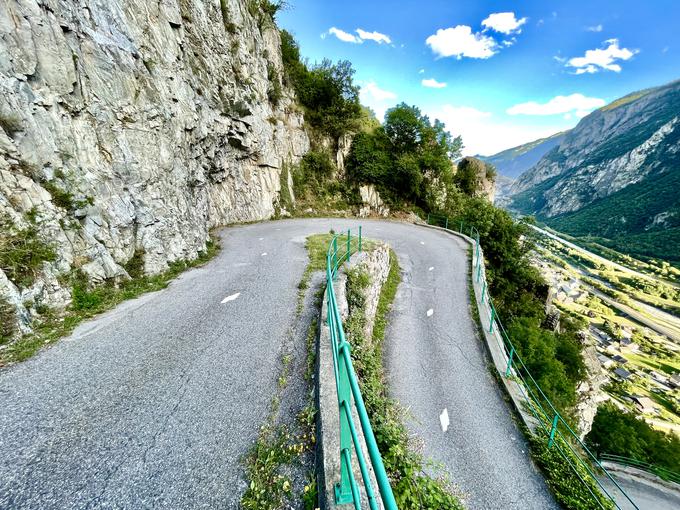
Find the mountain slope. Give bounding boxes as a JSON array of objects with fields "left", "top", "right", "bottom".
[
  {"left": 508, "top": 79, "right": 680, "bottom": 261},
  {"left": 479, "top": 131, "right": 567, "bottom": 179}
]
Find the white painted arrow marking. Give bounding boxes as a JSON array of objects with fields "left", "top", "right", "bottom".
[
  {"left": 221, "top": 292, "right": 240, "bottom": 304},
  {"left": 440, "top": 408, "right": 450, "bottom": 432},
  {"left": 427, "top": 308, "right": 434, "bottom": 317},
  {"left": 261, "top": 252, "right": 268, "bottom": 256},
  {"left": 428, "top": 266, "right": 434, "bottom": 271}
]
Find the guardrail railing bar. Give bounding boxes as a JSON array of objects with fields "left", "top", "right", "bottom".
[{"left": 325, "top": 228, "right": 398, "bottom": 510}]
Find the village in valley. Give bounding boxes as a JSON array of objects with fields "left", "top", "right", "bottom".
[{"left": 529, "top": 227, "right": 680, "bottom": 435}]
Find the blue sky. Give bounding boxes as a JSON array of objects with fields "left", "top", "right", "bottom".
[{"left": 278, "top": 0, "right": 680, "bottom": 156}]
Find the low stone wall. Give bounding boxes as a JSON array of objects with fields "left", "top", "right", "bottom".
[{"left": 316, "top": 245, "right": 390, "bottom": 509}]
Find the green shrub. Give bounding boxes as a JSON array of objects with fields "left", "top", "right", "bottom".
[
  {"left": 0, "top": 214, "right": 57, "bottom": 287},
  {"left": 41, "top": 181, "right": 76, "bottom": 210},
  {"left": 586, "top": 403, "right": 680, "bottom": 473},
  {"left": 267, "top": 64, "right": 283, "bottom": 106},
  {"left": 123, "top": 249, "right": 146, "bottom": 279}
]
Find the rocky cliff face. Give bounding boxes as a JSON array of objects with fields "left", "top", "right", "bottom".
[
  {"left": 510, "top": 80, "right": 680, "bottom": 218},
  {"left": 508, "top": 80, "right": 680, "bottom": 261},
  {"left": 0, "top": 0, "right": 309, "bottom": 328}
]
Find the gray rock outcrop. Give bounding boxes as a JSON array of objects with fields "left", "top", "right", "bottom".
[{"left": 0, "top": 0, "right": 309, "bottom": 330}]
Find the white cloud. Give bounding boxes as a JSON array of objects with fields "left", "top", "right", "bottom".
[
  {"left": 418, "top": 68, "right": 425, "bottom": 74},
  {"left": 426, "top": 26, "right": 497, "bottom": 59},
  {"left": 359, "top": 81, "right": 397, "bottom": 122},
  {"left": 422, "top": 78, "right": 447, "bottom": 89},
  {"left": 427, "top": 105, "right": 567, "bottom": 156},
  {"left": 327, "top": 27, "right": 361, "bottom": 44},
  {"left": 586, "top": 24, "right": 603, "bottom": 32},
  {"left": 325, "top": 27, "right": 393, "bottom": 45},
  {"left": 482, "top": 12, "right": 528, "bottom": 34},
  {"left": 507, "top": 93, "right": 606, "bottom": 118},
  {"left": 356, "top": 28, "right": 391, "bottom": 44},
  {"left": 567, "top": 39, "right": 637, "bottom": 74}
]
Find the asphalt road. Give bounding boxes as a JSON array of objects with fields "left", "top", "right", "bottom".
[
  {"left": 0, "top": 219, "right": 555, "bottom": 509},
  {"left": 382, "top": 225, "right": 558, "bottom": 509}
]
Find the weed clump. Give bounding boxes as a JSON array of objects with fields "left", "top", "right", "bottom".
[{"left": 0, "top": 213, "right": 57, "bottom": 288}]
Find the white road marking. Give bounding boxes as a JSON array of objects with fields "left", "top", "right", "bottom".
[
  {"left": 259, "top": 237, "right": 264, "bottom": 241},
  {"left": 420, "top": 241, "right": 425, "bottom": 245},
  {"left": 427, "top": 308, "right": 434, "bottom": 317},
  {"left": 440, "top": 408, "right": 450, "bottom": 432},
  {"left": 261, "top": 252, "right": 267, "bottom": 256},
  {"left": 428, "top": 266, "right": 434, "bottom": 271},
  {"left": 221, "top": 292, "right": 241, "bottom": 304}
]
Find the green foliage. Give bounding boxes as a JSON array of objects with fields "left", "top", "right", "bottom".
[
  {"left": 345, "top": 257, "right": 463, "bottom": 509},
  {"left": 267, "top": 64, "right": 282, "bottom": 106},
  {"left": 280, "top": 30, "right": 361, "bottom": 138},
  {"left": 0, "top": 213, "right": 57, "bottom": 288},
  {"left": 346, "top": 103, "right": 462, "bottom": 209},
  {"left": 123, "top": 249, "right": 145, "bottom": 279},
  {"left": 241, "top": 426, "right": 297, "bottom": 509},
  {"left": 41, "top": 181, "right": 76, "bottom": 210},
  {"left": 507, "top": 317, "right": 582, "bottom": 410},
  {"left": 529, "top": 430, "right": 615, "bottom": 510},
  {"left": 586, "top": 403, "right": 680, "bottom": 473}
]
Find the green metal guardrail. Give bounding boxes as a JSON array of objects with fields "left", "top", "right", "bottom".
[
  {"left": 599, "top": 454, "right": 680, "bottom": 485},
  {"left": 426, "top": 213, "right": 640, "bottom": 510},
  {"left": 325, "top": 227, "right": 398, "bottom": 510}
]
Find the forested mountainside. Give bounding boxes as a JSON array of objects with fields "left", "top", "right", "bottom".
[{"left": 508, "top": 79, "right": 680, "bottom": 262}]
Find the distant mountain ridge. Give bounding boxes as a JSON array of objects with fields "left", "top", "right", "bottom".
[
  {"left": 508, "top": 79, "right": 680, "bottom": 262},
  {"left": 478, "top": 131, "right": 568, "bottom": 179}
]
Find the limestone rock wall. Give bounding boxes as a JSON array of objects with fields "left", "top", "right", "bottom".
[{"left": 0, "top": 0, "right": 309, "bottom": 328}]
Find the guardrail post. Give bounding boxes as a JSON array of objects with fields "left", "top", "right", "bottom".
[
  {"left": 489, "top": 306, "right": 496, "bottom": 333},
  {"left": 445, "top": 217, "right": 448, "bottom": 229},
  {"left": 505, "top": 346, "right": 514, "bottom": 376},
  {"left": 346, "top": 229, "right": 351, "bottom": 263},
  {"left": 548, "top": 414, "right": 560, "bottom": 448},
  {"left": 358, "top": 226, "right": 362, "bottom": 252},
  {"left": 481, "top": 281, "right": 486, "bottom": 303},
  {"left": 476, "top": 257, "right": 482, "bottom": 282},
  {"left": 427, "top": 213, "right": 430, "bottom": 224},
  {"left": 460, "top": 221, "right": 463, "bottom": 233},
  {"left": 332, "top": 237, "right": 338, "bottom": 274}
]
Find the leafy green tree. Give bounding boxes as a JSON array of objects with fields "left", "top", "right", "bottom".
[
  {"left": 586, "top": 403, "right": 680, "bottom": 473},
  {"left": 345, "top": 130, "right": 392, "bottom": 185}
]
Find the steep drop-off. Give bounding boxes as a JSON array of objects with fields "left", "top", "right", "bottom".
[{"left": 0, "top": 0, "right": 309, "bottom": 329}]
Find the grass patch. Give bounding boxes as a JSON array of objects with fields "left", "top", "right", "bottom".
[
  {"left": 0, "top": 238, "right": 219, "bottom": 366},
  {"left": 345, "top": 252, "right": 464, "bottom": 509}
]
